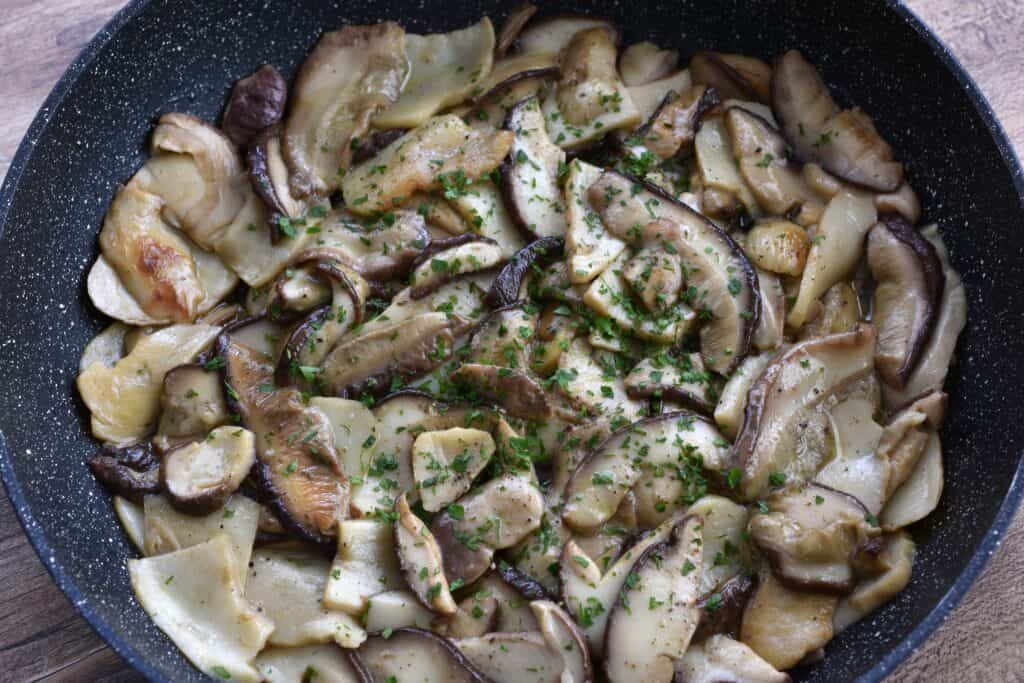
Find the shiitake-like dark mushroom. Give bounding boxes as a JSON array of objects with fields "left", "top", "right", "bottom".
[
  {"left": 350, "top": 128, "right": 407, "bottom": 165},
  {"left": 247, "top": 125, "right": 313, "bottom": 243},
  {"left": 88, "top": 441, "right": 162, "bottom": 503},
  {"left": 771, "top": 50, "right": 903, "bottom": 191},
  {"left": 221, "top": 64, "right": 287, "bottom": 147},
  {"left": 452, "top": 363, "right": 553, "bottom": 420},
  {"left": 501, "top": 95, "right": 567, "bottom": 240},
  {"left": 624, "top": 352, "right": 716, "bottom": 415},
  {"left": 867, "top": 215, "right": 945, "bottom": 389},
  {"left": 497, "top": 560, "right": 555, "bottom": 602},
  {"left": 409, "top": 234, "right": 505, "bottom": 299},
  {"left": 690, "top": 51, "right": 771, "bottom": 103},
  {"left": 692, "top": 573, "right": 756, "bottom": 642},
  {"left": 485, "top": 236, "right": 565, "bottom": 308},
  {"left": 620, "top": 85, "right": 719, "bottom": 161},
  {"left": 162, "top": 426, "right": 256, "bottom": 516},
  {"left": 496, "top": 3, "right": 538, "bottom": 58},
  {"left": 153, "top": 363, "right": 230, "bottom": 454},
  {"left": 353, "top": 628, "right": 492, "bottom": 682}
]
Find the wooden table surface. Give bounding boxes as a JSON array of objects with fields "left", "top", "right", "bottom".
[{"left": 1, "top": 1, "right": 1022, "bottom": 681}]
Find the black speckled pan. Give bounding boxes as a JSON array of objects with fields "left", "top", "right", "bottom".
[{"left": 0, "top": 1, "right": 1022, "bottom": 681}]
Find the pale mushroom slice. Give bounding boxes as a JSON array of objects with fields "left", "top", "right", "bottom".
[
  {"left": 564, "top": 159, "right": 626, "bottom": 284},
  {"left": 733, "top": 326, "right": 877, "bottom": 500},
  {"left": 603, "top": 514, "right": 705, "bottom": 683},
  {"left": 413, "top": 428, "right": 495, "bottom": 512},
  {"left": 255, "top": 645, "right": 367, "bottom": 683},
  {"left": 739, "top": 570, "right": 838, "bottom": 671},
  {"left": 624, "top": 351, "right": 716, "bottom": 414},
  {"left": 834, "top": 531, "right": 916, "bottom": 632},
  {"left": 542, "top": 28, "right": 641, "bottom": 150},
  {"left": 363, "top": 590, "right": 434, "bottom": 632},
  {"left": 113, "top": 496, "right": 146, "bottom": 552},
  {"left": 141, "top": 494, "right": 260, "bottom": 583},
  {"left": 324, "top": 519, "right": 404, "bottom": 615},
  {"left": 713, "top": 352, "right": 774, "bottom": 439},
  {"left": 879, "top": 390, "right": 947, "bottom": 497},
  {"left": 687, "top": 495, "right": 750, "bottom": 598},
  {"left": 816, "top": 397, "right": 888, "bottom": 515},
  {"left": 771, "top": 50, "right": 903, "bottom": 191},
  {"left": 675, "top": 635, "right": 790, "bottom": 683},
  {"left": 311, "top": 397, "right": 378, "bottom": 484},
  {"left": 78, "top": 322, "right": 129, "bottom": 372},
  {"left": 430, "top": 473, "right": 544, "bottom": 585},
  {"left": 342, "top": 114, "right": 513, "bottom": 215},
  {"left": 77, "top": 323, "right": 219, "bottom": 445},
  {"left": 555, "top": 337, "right": 646, "bottom": 426},
  {"left": 562, "top": 411, "right": 730, "bottom": 531},
  {"left": 627, "top": 70, "right": 693, "bottom": 124},
  {"left": 408, "top": 235, "right": 505, "bottom": 298},
  {"left": 501, "top": 95, "right": 567, "bottom": 239},
  {"left": 393, "top": 493, "right": 458, "bottom": 615},
  {"left": 752, "top": 267, "right": 786, "bottom": 351},
  {"left": 246, "top": 546, "right": 366, "bottom": 648},
  {"left": 881, "top": 432, "right": 944, "bottom": 530},
  {"left": 128, "top": 534, "right": 273, "bottom": 683},
  {"left": 787, "top": 189, "right": 877, "bottom": 328},
  {"left": 619, "top": 41, "right": 680, "bottom": 87},
  {"left": 621, "top": 84, "right": 719, "bottom": 162},
  {"left": 868, "top": 215, "right": 945, "bottom": 389},
  {"left": 515, "top": 15, "right": 618, "bottom": 56},
  {"left": 588, "top": 171, "right": 760, "bottom": 374},
  {"left": 163, "top": 426, "right": 256, "bottom": 515},
  {"left": 797, "top": 281, "right": 863, "bottom": 341},
  {"left": 531, "top": 600, "right": 593, "bottom": 683},
  {"left": 884, "top": 225, "right": 967, "bottom": 407},
  {"left": 495, "top": 3, "right": 539, "bottom": 58},
  {"left": 283, "top": 22, "right": 410, "bottom": 198},
  {"left": 154, "top": 364, "right": 231, "bottom": 452},
  {"left": 695, "top": 115, "right": 760, "bottom": 215},
  {"left": 691, "top": 52, "right": 772, "bottom": 103},
  {"left": 749, "top": 484, "right": 877, "bottom": 594},
  {"left": 353, "top": 628, "right": 491, "bottom": 682},
  {"left": 375, "top": 18, "right": 495, "bottom": 129},
  {"left": 447, "top": 179, "right": 530, "bottom": 257},
  {"left": 621, "top": 244, "right": 684, "bottom": 313},
  {"left": 454, "top": 632, "right": 565, "bottom": 683},
  {"left": 437, "top": 591, "right": 500, "bottom": 639}
]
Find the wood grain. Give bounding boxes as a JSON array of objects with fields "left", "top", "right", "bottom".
[{"left": 0, "top": 1, "right": 1022, "bottom": 681}]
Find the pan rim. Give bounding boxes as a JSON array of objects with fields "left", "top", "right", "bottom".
[{"left": 0, "top": 1, "right": 1021, "bottom": 681}]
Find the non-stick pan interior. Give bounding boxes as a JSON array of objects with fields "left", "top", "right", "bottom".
[{"left": 0, "top": 1, "right": 1022, "bottom": 681}]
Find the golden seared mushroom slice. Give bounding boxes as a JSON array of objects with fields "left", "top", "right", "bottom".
[
  {"left": 375, "top": 18, "right": 495, "bottom": 129},
  {"left": 501, "top": 95, "right": 567, "bottom": 239},
  {"left": 588, "top": 171, "right": 760, "bottom": 374},
  {"left": 675, "top": 635, "right": 790, "bottom": 683},
  {"left": 745, "top": 220, "right": 811, "bottom": 277},
  {"left": 816, "top": 397, "right": 888, "bottom": 514},
  {"left": 246, "top": 546, "right": 366, "bottom": 648},
  {"left": 619, "top": 41, "right": 680, "bottom": 87},
  {"left": 868, "top": 215, "right": 945, "bottom": 389},
  {"left": 408, "top": 235, "right": 505, "bottom": 298},
  {"left": 624, "top": 351, "right": 716, "bottom": 414},
  {"left": 413, "top": 428, "right": 495, "bottom": 512},
  {"left": 543, "top": 27, "right": 640, "bottom": 150},
  {"left": 884, "top": 225, "right": 967, "bottom": 407},
  {"left": 283, "top": 22, "right": 409, "bottom": 198},
  {"left": 562, "top": 411, "right": 730, "bottom": 531},
  {"left": 834, "top": 531, "right": 915, "bottom": 632},
  {"left": 78, "top": 323, "right": 220, "bottom": 445},
  {"left": 733, "top": 326, "right": 877, "bottom": 500},
  {"left": 221, "top": 64, "right": 287, "bottom": 147},
  {"left": 256, "top": 644, "right": 368, "bottom": 683},
  {"left": 162, "top": 426, "right": 256, "bottom": 515},
  {"left": 129, "top": 535, "right": 274, "bottom": 683},
  {"left": 394, "top": 494, "right": 458, "bottom": 615},
  {"left": 772, "top": 50, "right": 903, "bottom": 192},
  {"left": 353, "top": 628, "right": 491, "bottom": 682},
  {"left": 531, "top": 600, "right": 593, "bottom": 683},
  {"left": 564, "top": 159, "right": 626, "bottom": 284},
  {"left": 430, "top": 473, "right": 544, "bottom": 585},
  {"left": 154, "top": 364, "right": 230, "bottom": 452},
  {"left": 454, "top": 632, "right": 565, "bottom": 683},
  {"left": 324, "top": 519, "right": 404, "bottom": 615},
  {"left": 749, "top": 484, "right": 878, "bottom": 594},
  {"left": 881, "top": 433, "right": 944, "bottom": 530},
  {"left": 740, "top": 571, "right": 838, "bottom": 671},
  {"left": 342, "top": 115, "right": 513, "bottom": 215},
  {"left": 691, "top": 51, "right": 772, "bottom": 103},
  {"left": 713, "top": 353, "right": 773, "bottom": 439},
  {"left": 603, "top": 514, "right": 705, "bottom": 683},
  {"left": 363, "top": 590, "right": 434, "bottom": 632}
]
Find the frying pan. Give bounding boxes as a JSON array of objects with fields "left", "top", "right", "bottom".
[{"left": 0, "top": 0, "right": 1021, "bottom": 680}]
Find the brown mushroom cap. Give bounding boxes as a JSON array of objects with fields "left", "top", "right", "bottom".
[{"left": 221, "top": 65, "right": 287, "bottom": 147}]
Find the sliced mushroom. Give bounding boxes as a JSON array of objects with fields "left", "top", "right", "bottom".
[
  {"left": 879, "top": 390, "right": 946, "bottom": 497},
  {"left": 431, "top": 473, "right": 544, "bottom": 584},
  {"left": 555, "top": 337, "right": 646, "bottom": 425},
  {"left": 624, "top": 352, "right": 716, "bottom": 414},
  {"left": 675, "top": 635, "right": 790, "bottom": 683},
  {"left": 486, "top": 236, "right": 564, "bottom": 307},
  {"left": 78, "top": 323, "right": 220, "bottom": 444},
  {"left": 284, "top": 22, "right": 409, "bottom": 198},
  {"left": 798, "top": 281, "right": 862, "bottom": 341},
  {"left": 501, "top": 95, "right": 568, "bottom": 239},
  {"left": 247, "top": 126, "right": 313, "bottom": 241},
  {"left": 79, "top": 322, "right": 129, "bottom": 372},
  {"left": 410, "top": 235, "right": 505, "bottom": 298},
  {"left": 364, "top": 590, "right": 435, "bottom": 632},
  {"left": 565, "top": 159, "right": 627, "bottom": 284},
  {"left": 343, "top": 115, "right": 514, "bottom": 215},
  {"left": 868, "top": 215, "right": 945, "bottom": 388},
  {"left": 413, "top": 428, "right": 495, "bottom": 512},
  {"left": 221, "top": 64, "right": 287, "bottom": 147},
  {"left": 713, "top": 353, "right": 773, "bottom": 440},
  {"left": 881, "top": 432, "right": 943, "bottom": 530},
  {"left": 437, "top": 592, "right": 499, "bottom": 638},
  {"left": 604, "top": 514, "right": 705, "bottom": 683},
  {"left": 514, "top": 15, "right": 618, "bottom": 56},
  {"left": 787, "top": 190, "right": 877, "bottom": 328},
  {"left": 619, "top": 41, "right": 679, "bottom": 87},
  {"left": 449, "top": 179, "right": 530, "bottom": 257},
  {"left": 688, "top": 495, "right": 751, "bottom": 597},
  {"left": 628, "top": 70, "right": 693, "bottom": 124},
  {"left": 563, "top": 411, "right": 730, "bottom": 531},
  {"left": 393, "top": 493, "right": 458, "bottom": 615},
  {"left": 816, "top": 397, "right": 887, "bottom": 514},
  {"left": 622, "top": 85, "right": 720, "bottom": 161},
  {"left": 468, "top": 64, "right": 558, "bottom": 127},
  {"left": 621, "top": 244, "right": 684, "bottom": 313},
  {"left": 454, "top": 632, "right": 565, "bottom": 683},
  {"left": 113, "top": 496, "right": 146, "bottom": 552},
  {"left": 256, "top": 645, "right": 368, "bottom": 683},
  {"left": 693, "top": 573, "right": 756, "bottom": 643},
  {"left": 324, "top": 519, "right": 404, "bottom": 615},
  {"left": 246, "top": 546, "right": 366, "bottom": 648},
  {"left": 496, "top": 4, "right": 538, "bottom": 58},
  {"left": 834, "top": 531, "right": 915, "bottom": 632},
  {"left": 752, "top": 267, "right": 785, "bottom": 352},
  {"left": 695, "top": 116, "right": 759, "bottom": 216},
  {"left": 744, "top": 220, "right": 810, "bottom": 277},
  {"left": 353, "top": 628, "right": 490, "bottom": 682},
  {"left": 163, "top": 426, "right": 256, "bottom": 515},
  {"left": 542, "top": 28, "right": 640, "bottom": 150},
  {"left": 375, "top": 18, "right": 495, "bottom": 129},
  {"left": 531, "top": 600, "right": 593, "bottom": 683},
  {"left": 453, "top": 363, "right": 553, "bottom": 420},
  {"left": 691, "top": 52, "right": 771, "bottom": 103},
  {"left": 88, "top": 442, "right": 162, "bottom": 503},
  {"left": 771, "top": 50, "right": 903, "bottom": 191},
  {"left": 749, "top": 484, "right": 877, "bottom": 593},
  {"left": 739, "top": 570, "right": 837, "bottom": 671},
  {"left": 220, "top": 332, "right": 347, "bottom": 545},
  {"left": 128, "top": 535, "right": 273, "bottom": 683},
  {"left": 154, "top": 364, "right": 230, "bottom": 452},
  {"left": 588, "top": 171, "right": 760, "bottom": 374}
]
